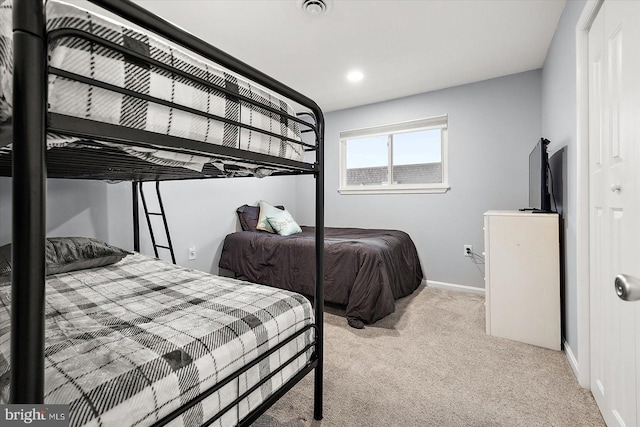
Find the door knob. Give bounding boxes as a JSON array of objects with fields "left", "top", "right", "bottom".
[
  {"left": 610, "top": 184, "right": 622, "bottom": 192},
  {"left": 614, "top": 274, "right": 640, "bottom": 301}
]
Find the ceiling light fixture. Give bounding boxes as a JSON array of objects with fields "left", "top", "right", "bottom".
[
  {"left": 347, "top": 70, "right": 364, "bottom": 83},
  {"left": 298, "top": 0, "right": 332, "bottom": 16}
]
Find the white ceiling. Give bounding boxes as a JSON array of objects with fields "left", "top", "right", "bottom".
[{"left": 132, "top": 0, "right": 566, "bottom": 113}]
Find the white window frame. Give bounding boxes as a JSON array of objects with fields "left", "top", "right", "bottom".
[{"left": 338, "top": 115, "right": 450, "bottom": 195}]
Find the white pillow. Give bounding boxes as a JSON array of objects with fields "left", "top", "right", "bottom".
[
  {"left": 260, "top": 201, "right": 302, "bottom": 236},
  {"left": 256, "top": 200, "right": 277, "bottom": 233}
]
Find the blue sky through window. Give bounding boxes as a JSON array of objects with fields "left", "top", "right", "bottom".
[{"left": 346, "top": 129, "right": 441, "bottom": 169}]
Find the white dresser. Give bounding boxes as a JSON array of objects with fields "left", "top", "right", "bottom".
[{"left": 483, "top": 210, "right": 561, "bottom": 350}]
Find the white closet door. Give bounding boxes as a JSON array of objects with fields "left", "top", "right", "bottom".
[{"left": 588, "top": 1, "right": 640, "bottom": 425}]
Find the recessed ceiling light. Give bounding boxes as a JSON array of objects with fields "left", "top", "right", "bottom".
[
  {"left": 298, "top": 0, "right": 333, "bottom": 16},
  {"left": 347, "top": 70, "right": 364, "bottom": 83}
]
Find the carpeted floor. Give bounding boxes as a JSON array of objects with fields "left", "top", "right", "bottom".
[{"left": 253, "top": 285, "right": 605, "bottom": 427}]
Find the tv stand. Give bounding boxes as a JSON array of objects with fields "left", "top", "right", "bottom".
[{"left": 484, "top": 210, "right": 560, "bottom": 350}]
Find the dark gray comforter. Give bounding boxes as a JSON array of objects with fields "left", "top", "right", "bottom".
[{"left": 219, "top": 227, "right": 423, "bottom": 328}]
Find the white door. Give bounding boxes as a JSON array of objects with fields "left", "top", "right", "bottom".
[{"left": 588, "top": 1, "right": 640, "bottom": 425}]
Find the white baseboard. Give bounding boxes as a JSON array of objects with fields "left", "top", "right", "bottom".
[
  {"left": 426, "top": 280, "right": 485, "bottom": 295},
  {"left": 563, "top": 340, "right": 581, "bottom": 384}
]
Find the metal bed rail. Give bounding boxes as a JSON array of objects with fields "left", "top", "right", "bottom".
[
  {"left": 152, "top": 324, "right": 318, "bottom": 427},
  {"left": 48, "top": 114, "right": 314, "bottom": 174},
  {"left": 11, "top": 0, "right": 325, "bottom": 423}
]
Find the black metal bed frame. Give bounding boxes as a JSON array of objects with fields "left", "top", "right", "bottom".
[{"left": 9, "top": 0, "right": 325, "bottom": 425}]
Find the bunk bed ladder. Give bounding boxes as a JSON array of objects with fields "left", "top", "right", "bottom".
[{"left": 138, "top": 181, "right": 177, "bottom": 264}]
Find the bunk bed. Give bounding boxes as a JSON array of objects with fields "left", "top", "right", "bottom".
[{"left": 0, "top": 0, "right": 324, "bottom": 426}]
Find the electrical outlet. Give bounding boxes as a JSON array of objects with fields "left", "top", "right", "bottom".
[
  {"left": 464, "top": 245, "right": 473, "bottom": 257},
  {"left": 188, "top": 246, "right": 197, "bottom": 261}
]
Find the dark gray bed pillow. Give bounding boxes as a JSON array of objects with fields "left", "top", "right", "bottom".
[
  {"left": 236, "top": 205, "right": 260, "bottom": 231},
  {"left": 237, "top": 204, "right": 284, "bottom": 232},
  {"left": 0, "top": 237, "right": 130, "bottom": 276}
]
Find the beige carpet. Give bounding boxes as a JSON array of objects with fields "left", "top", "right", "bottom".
[{"left": 253, "top": 285, "right": 604, "bottom": 427}]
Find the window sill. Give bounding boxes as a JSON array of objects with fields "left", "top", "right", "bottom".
[{"left": 338, "top": 185, "right": 450, "bottom": 195}]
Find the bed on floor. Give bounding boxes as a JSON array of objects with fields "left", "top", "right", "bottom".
[
  {"left": 2, "top": 0, "right": 325, "bottom": 425},
  {"left": 220, "top": 206, "right": 423, "bottom": 329},
  {"left": 0, "top": 240, "right": 314, "bottom": 426}
]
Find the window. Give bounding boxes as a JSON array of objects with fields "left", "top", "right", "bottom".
[{"left": 339, "top": 116, "right": 449, "bottom": 194}]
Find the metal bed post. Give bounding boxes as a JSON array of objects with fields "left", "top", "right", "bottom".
[
  {"left": 10, "top": 0, "right": 47, "bottom": 403},
  {"left": 314, "top": 115, "right": 325, "bottom": 421}
]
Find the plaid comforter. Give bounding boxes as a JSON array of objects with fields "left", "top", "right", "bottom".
[
  {"left": 0, "top": 253, "right": 314, "bottom": 427},
  {"left": 0, "top": 0, "right": 303, "bottom": 173}
]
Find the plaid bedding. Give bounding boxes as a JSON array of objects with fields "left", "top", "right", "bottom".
[
  {"left": 0, "top": 0, "right": 303, "bottom": 173},
  {"left": 0, "top": 253, "right": 314, "bottom": 427}
]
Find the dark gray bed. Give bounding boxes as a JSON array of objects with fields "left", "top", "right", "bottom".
[{"left": 219, "top": 226, "right": 423, "bottom": 328}]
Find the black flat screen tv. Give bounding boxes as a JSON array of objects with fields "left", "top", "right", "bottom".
[{"left": 528, "top": 138, "right": 552, "bottom": 212}]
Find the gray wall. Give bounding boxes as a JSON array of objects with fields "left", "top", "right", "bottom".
[
  {"left": 296, "top": 70, "right": 542, "bottom": 288},
  {"left": 541, "top": 0, "right": 587, "bottom": 359},
  {"left": 1, "top": 178, "right": 112, "bottom": 245},
  {"left": 1, "top": 176, "right": 300, "bottom": 275}
]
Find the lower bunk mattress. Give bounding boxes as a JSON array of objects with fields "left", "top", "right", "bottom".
[
  {"left": 219, "top": 227, "right": 424, "bottom": 328},
  {"left": 0, "top": 253, "right": 315, "bottom": 427}
]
